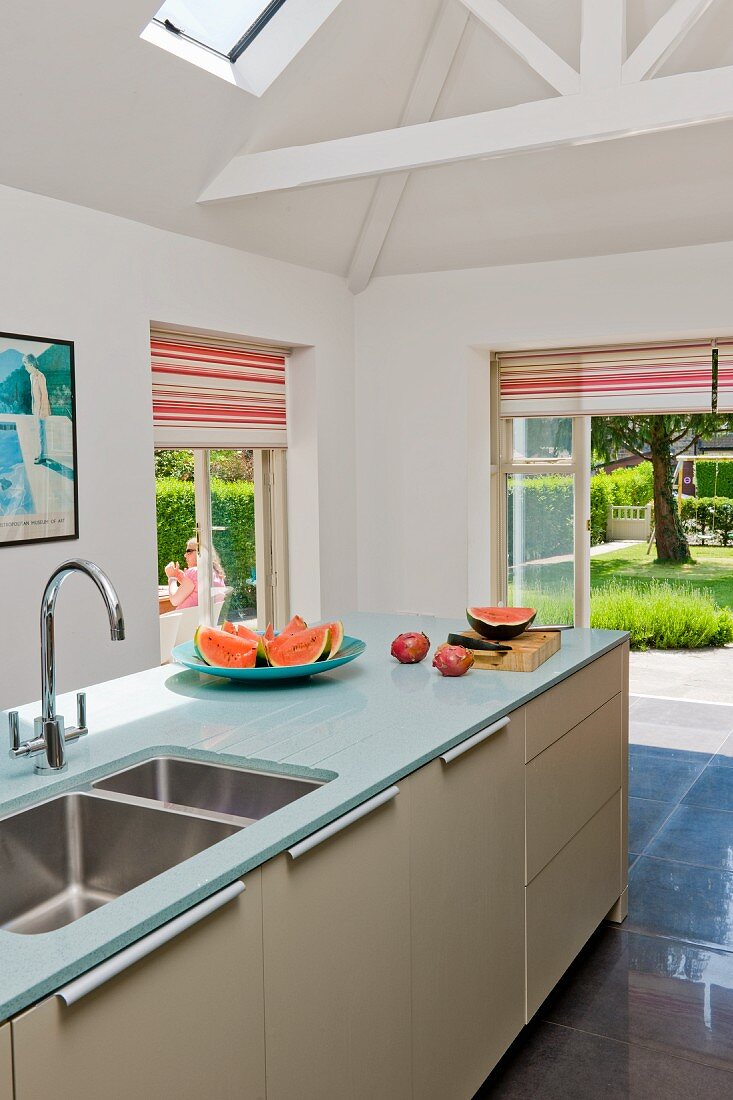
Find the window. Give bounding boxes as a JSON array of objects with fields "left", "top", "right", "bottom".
[
  {"left": 154, "top": 0, "right": 289, "bottom": 61},
  {"left": 142, "top": 0, "right": 346, "bottom": 96}
]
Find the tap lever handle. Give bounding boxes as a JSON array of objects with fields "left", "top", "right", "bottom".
[
  {"left": 8, "top": 711, "right": 20, "bottom": 753},
  {"left": 76, "top": 692, "right": 87, "bottom": 731}
]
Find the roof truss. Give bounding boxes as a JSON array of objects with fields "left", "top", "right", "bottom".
[
  {"left": 347, "top": 0, "right": 470, "bottom": 294},
  {"left": 198, "top": 0, "right": 731, "bottom": 285},
  {"left": 623, "top": 0, "right": 718, "bottom": 84},
  {"left": 461, "top": 0, "right": 579, "bottom": 94}
]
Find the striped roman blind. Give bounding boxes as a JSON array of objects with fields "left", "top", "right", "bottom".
[
  {"left": 498, "top": 340, "right": 733, "bottom": 417},
  {"left": 151, "top": 329, "right": 289, "bottom": 448}
]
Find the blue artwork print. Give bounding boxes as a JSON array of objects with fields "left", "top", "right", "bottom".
[
  {"left": 0, "top": 424, "right": 35, "bottom": 515},
  {"left": 0, "top": 332, "right": 78, "bottom": 546}
]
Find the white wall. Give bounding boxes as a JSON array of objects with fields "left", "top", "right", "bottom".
[
  {"left": 354, "top": 242, "right": 733, "bottom": 616},
  {"left": 0, "top": 184, "right": 355, "bottom": 708}
]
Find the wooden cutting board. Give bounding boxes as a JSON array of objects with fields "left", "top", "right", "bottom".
[{"left": 454, "top": 629, "right": 561, "bottom": 672}]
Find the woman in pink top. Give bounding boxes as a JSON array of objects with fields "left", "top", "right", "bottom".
[{"left": 164, "top": 537, "right": 226, "bottom": 609}]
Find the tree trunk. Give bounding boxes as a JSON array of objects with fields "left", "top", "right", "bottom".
[{"left": 650, "top": 421, "right": 690, "bottom": 561}]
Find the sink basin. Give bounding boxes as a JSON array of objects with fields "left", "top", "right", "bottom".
[
  {"left": 0, "top": 793, "right": 240, "bottom": 935},
  {"left": 93, "top": 756, "right": 324, "bottom": 826}
]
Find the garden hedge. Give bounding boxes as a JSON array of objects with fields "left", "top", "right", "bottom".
[
  {"left": 695, "top": 459, "right": 733, "bottom": 499},
  {"left": 156, "top": 477, "right": 256, "bottom": 615},
  {"left": 508, "top": 465, "right": 656, "bottom": 558}
]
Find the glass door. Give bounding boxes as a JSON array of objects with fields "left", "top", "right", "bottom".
[
  {"left": 499, "top": 417, "right": 591, "bottom": 627},
  {"left": 155, "top": 446, "right": 288, "bottom": 659}
]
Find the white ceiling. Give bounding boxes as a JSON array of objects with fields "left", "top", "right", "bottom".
[{"left": 3, "top": 0, "right": 733, "bottom": 281}]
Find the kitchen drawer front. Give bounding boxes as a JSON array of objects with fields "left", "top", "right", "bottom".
[
  {"left": 11, "top": 875, "right": 265, "bottom": 1100},
  {"left": 525, "top": 645, "right": 624, "bottom": 762},
  {"left": 526, "top": 693, "right": 623, "bottom": 883},
  {"left": 526, "top": 791, "right": 622, "bottom": 1020},
  {"left": 0, "top": 1024, "right": 11, "bottom": 1100}
]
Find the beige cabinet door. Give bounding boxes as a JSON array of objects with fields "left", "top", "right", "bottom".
[
  {"left": 410, "top": 709, "right": 526, "bottom": 1100},
  {"left": 0, "top": 1023, "right": 11, "bottom": 1100},
  {"left": 262, "top": 787, "right": 412, "bottom": 1100},
  {"left": 11, "top": 874, "right": 265, "bottom": 1100}
]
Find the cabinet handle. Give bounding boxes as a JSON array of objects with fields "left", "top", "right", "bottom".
[
  {"left": 56, "top": 881, "right": 245, "bottom": 1006},
  {"left": 287, "top": 786, "right": 400, "bottom": 860},
  {"left": 440, "top": 716, "right": 510, "bottom": 765}
]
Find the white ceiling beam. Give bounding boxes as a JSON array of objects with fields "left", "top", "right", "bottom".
[
  {"left": 347, "top": 1, "right": 469, "bottom": 294},
  {"left": 198, "top": 65, "right": 733, "bottom": 200},
  {"left": 460, "top": 0, "right": 580, "bottom": 95},
  {"left": 580, "top": 0, "right": 625, "bottom": 91},
  {"left": 622, "top": 0, "right": 717, "bottom": 84}
]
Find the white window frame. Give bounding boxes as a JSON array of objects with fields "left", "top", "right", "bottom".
[
  {"left": 141, "top": 0, "right": 346, "bottom": 96},
  {"left": 495, "top": 416, "right": 591, "bottom": 627}
]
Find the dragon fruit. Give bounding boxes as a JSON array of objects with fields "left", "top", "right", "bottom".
[
  {"left": 390, "top": 632, "right": 430, "bottom": 664},
  {"left": 432, "top": 643, "right": 474, "bottom": 677}
]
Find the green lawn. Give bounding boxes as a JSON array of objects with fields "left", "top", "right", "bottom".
[
  {"left": 591, "top": 543, "right": 733, "bottom": 610},
  {"left": 509, "top": 543, "right": 733, "bottom": 633}
]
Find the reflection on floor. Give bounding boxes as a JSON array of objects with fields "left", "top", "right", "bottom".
[{"left": 478, "top": 694, "right": 733, "bottom": 1097}]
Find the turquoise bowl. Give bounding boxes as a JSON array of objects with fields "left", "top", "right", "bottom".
[{"left": 171, "top": 635, "right": 366, "bottom": 682}]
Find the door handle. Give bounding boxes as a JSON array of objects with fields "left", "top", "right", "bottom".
[
  {"left": 56, "top": 881, "right": 244, "bottom": 1006},
  {"left": 440, "top": 716, "right": 510, "bottom": 764},
  {"left": 287, "top": 786, "right": 400, "bottom": 860}
]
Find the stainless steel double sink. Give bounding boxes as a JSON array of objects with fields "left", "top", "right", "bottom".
[{"left": 0, "top": 757, "right": 323, "bottom": 935}]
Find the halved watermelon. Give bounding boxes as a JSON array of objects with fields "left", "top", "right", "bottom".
[
  {"left": 195, "top": 626, "right": 258, "bottom": 668},
  {"left": 466, "top": 606, "right": 536, "bottom": 641},
  {"left": 281, "top": 614, "right": 308, "bottom": 635},
  {"left": 267, "top": 625, "right": 330, "bottom": 668}
]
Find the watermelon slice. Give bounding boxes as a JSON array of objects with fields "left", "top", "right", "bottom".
[
  {"left": 267, "top": 625, "right": 330, "bottom": 668},
  {"left": 195, "top": 626, "right": 258, "bottom": 669},
  {"left": 466, "top": 607, "right": 536, "bottom": 641},
  {"left": 231, "top": 623, "right": 269, "bottom": 664},
  {"left": 281, "top": 614, "right": 308, "bottom": 635},
  {"left": 325, "top": 620, "right": 344, "bottom": 660}
]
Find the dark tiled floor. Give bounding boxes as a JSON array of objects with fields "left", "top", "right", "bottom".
[
  {"left": 684, "top": 764, "right": 733, "bottom": 812},
  {"left": 478, "top": 694, "right": 733, "bottom": 1097}
]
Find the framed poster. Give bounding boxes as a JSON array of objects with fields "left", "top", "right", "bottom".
[{"left": 0, "top": 331, "right": 78, "bottom": 546}]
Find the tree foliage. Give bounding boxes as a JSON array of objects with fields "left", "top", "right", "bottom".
[{"left": 591, "top": 415, "right": 733, "bottom": 561}]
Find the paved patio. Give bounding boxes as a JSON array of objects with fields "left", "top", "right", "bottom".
[{"left": 630, "top": 646, "right": 733, "bottom": 705}]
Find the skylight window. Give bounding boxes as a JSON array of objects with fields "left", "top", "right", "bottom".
[
  {"left": 154, "top": 0, "right": 289, "bottom": 61},
  {"left": 143, "top": 0, "right": 345, "bottom": 97}
]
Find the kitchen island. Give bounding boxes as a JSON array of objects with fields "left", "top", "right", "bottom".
[{"left": 0, "top": 614, "right": 628, "bottom": 1099}]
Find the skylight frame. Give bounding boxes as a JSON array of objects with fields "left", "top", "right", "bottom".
[
  {"left": 230, "top": 0, "right": 290, "bottom": 63},
  {"left": 142, "top": 0, "right": 346, "bottom": 97}
]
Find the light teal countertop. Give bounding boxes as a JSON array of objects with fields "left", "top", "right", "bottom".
[{"left": 0, "top": 614, "right": 627, "bottom": 1021}]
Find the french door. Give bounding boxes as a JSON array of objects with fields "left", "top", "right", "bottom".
[
  {"left": 156, "top": 446, "right": 289, "bottom": 632},
  {"left": 497, "top": 417, "right": 591, "bottom": 627}
]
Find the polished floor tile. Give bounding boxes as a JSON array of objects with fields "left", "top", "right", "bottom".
[
  {"left": 542, "top": 928, "right": 733, "bottom": 1073},
  {"left": 630, "top": 742, "right": 714, "bottom": 765},
  {"left": 630, "top": 754, "right": 707, "bottom": 803},
  {"left": 715, "top": 734, "right": 733, "bottom": 768},
  {"left": 684, "top": 764, "right": 733, "bottom": 812},
  {"left": 627, "top": 857, "right": 733, "bottom": 949},
  {"left": 629, "top": 797, "right": 673, "bottom": 852},
  {"left": 479, "top": 1020, "right": 733, "bottom": 1097},
  {"left": 646, "top": 805, "right": 733, "bottom": 872}
]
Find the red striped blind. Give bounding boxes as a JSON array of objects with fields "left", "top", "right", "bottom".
[
  {"left": 151, "top": 331, "right": 288, "bottom": 447},
  {"left": 498, "top": 340, "right": 733, "bottom": 417}
]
